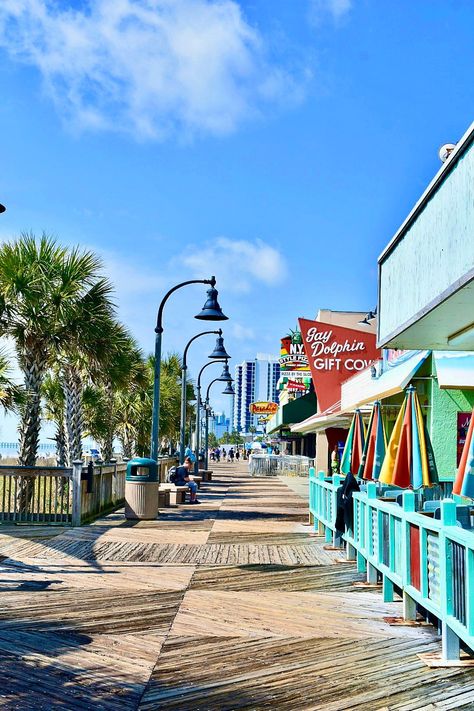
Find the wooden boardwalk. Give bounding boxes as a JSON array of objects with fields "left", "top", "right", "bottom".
[{"left": 0, "top": 463, "right": 473, "bottom": 710}]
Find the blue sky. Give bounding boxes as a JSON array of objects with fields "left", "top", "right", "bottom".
[{"left": 0, "top": 0, "right": 474, "bottom": 438}]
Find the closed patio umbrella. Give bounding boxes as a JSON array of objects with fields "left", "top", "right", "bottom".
[
  {"left": 379, "top": 385, "right": 438, "bottom": 488},
  {"left": 358, "top": 401, "right": 386, "bottom": 481},
  {"left": 453, "top": 408, "right": 474, "bottom": 498},
  {"left": 340, "top": 409, "right": 365, "bottom": 476}
]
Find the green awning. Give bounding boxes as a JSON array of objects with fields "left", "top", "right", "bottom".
[{"left": 266, "top": 392, "right": 317, "bottom": 434}]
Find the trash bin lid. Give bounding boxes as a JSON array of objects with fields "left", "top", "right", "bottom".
[{"left": 126, "top": 457, "right": 158, "bottom": 482}]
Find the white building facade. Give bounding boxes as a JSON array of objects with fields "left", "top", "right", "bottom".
[{"left": 233, "top": 354, "right": 280, "bottom": 433}]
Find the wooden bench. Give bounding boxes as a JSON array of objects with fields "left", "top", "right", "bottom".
[
  {"left": 158, "top": 488, "right": 170, "bottom": 508},
  {"left": 199, "top": 469, "right": 213, "bottom": 482},
  {"left": 160, "top": 484, "right": 188, "bottom": 505}
]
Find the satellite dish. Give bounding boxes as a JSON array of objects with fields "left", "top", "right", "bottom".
[{"left": 438, "top": 143, "right": 456, "bottom": 163}]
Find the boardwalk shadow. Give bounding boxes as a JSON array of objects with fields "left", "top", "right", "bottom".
[{"left": 0, "top": 619, "right": 147, "bottom": 709}]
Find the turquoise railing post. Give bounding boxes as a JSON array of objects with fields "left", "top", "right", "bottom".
[
  {"left": 401, "top": 490, "right": 417, "bottom": 620},
  {"left": 317, "top": 471, "right": 326, "bottom": 536},
  {"left": 332, "top": 474, "right": 342, "bottom": 547},
  {"left": 439, "top": 498, "right": 460, "bottom": 660},
  {"left": 467, "top": 547, "right": 474, "bottom": 639}
]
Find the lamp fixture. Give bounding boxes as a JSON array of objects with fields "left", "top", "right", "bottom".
[
  {"left": 209, "top": 332, "right": 231, "bottom": 359},
  {"left": 222, "top": 382, "right": 235, "bottom": 396},
  {"left": 195, "top": 279, "right": 228, "bottom": 321},
  {"left": 217, "top": 361, "right": 233, "bottom": 382}
]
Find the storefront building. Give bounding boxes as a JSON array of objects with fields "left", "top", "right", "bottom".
[
  {"left": 339, "top": 349, "right": 474, "bottom": 481},
  {"left": 266, "top": 328, "right": 316, "bottom": 455},
  {"left": 378, "top": 121, "right": 474, "bottom": 351},
  {"left": 289, "top": 310, "right": 379, "bottom": 471}
]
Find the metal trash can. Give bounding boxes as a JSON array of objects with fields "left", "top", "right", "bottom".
[{"left": 125, "top": 458, "right": 159, "bottom": 520}]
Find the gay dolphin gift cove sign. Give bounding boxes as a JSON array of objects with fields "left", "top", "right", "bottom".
[{"left": 298, "top": 318, "right": 381, "bottom": 411}]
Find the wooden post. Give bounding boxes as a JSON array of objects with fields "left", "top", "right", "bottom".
[
  {"left": 71, "top": 460, "right": 83, "bottom": 527},
  {"left": 110, "top": 458, "right": 117, "bottom": 503}
]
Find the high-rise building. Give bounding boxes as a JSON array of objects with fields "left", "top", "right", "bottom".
[
  {"left": 233, "top": 353, "right": 280, "bottom": 433},
  {"left": 209, "top": 412, "right": 230, "bottom": 440}
]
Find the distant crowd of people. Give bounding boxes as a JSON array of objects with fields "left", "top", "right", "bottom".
[{"left": 209, "top": 446, "right": 242, "bottom": 463}]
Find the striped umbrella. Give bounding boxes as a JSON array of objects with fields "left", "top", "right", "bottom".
[
  {"left": 358, "top": 401, "right": 386, "bottom": 481},
  {"left": 340, "top": 409, "right": 366, "bottom": 476},
  {"left": 453, "top": 408, "right": 474, "bottom": 498},
  {"left": 379, "top": 385, "right": 438, "bottom": 488}
]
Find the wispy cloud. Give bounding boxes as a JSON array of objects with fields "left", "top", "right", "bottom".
[
  {"left": 0, "top": 0, "right": 308, "bottom": 140},
  {"left": 231, "top": 323, "right": 256, "bottom": 341},
  {"left": 308, "top": 0, "right": 353, "bottom": 26},
  {"left": 177, "top": 236, "right": 287, "bottom": 293}
]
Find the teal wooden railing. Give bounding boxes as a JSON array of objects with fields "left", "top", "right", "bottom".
[{"left": 309, "top": 469, "right": 474, "bottom": 661}]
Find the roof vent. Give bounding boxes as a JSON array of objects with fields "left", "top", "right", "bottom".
[{"left": 438, "top": 143, "right": 456, "bottom": 163}]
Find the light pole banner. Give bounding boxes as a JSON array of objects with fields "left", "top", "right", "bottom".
[{"left": 298, "top": 318, "right": 381, "bottom": 412}]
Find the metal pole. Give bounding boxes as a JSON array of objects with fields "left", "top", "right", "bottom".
[
  {"left": 179, "top": 365, "right": 187, "bottom": 463},
  {"left": 205, "top": 405, "right": 209, "bottom": 470},
  {"left": 149, "top": 277, "right": 215, "bottom": 462},
  {"left": 179, "top": 329, "right": 221, "bottom": 464},
  {"left": 150, "top": 330, "right": 162, "bottom": 462},
  {"left": 194, "top": 359, "right": 227, "bottom": 474},
  {"left": 195, "top": 386, "right": 201, "bottom": 475}
]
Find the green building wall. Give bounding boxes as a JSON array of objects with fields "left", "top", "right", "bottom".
[
  {"left": 428, "top": 358, "right": 474, "bottom": 481},
  {"left": 380, "top": 355, "right": 474, "bottom": 482}
]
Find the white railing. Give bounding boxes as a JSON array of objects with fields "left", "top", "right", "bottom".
[{"left": 249, "top": 454, "right": 314, "bottom": 477}]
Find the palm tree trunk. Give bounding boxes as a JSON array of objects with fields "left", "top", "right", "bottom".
[
  {"left": 18, "top": 352, "right": 47, "bottom": 510},
  {"left": 55, "top": 419, "right": 68, "bottom": 467},
  {"left": 64, "top": 369, "right": 84, "bottom": 464},
  {"left": 121, "top": 433, "right": 134, "bottom": 460},
  {"left": 102, "top": 381, "right": 114, "bottom": 463}
]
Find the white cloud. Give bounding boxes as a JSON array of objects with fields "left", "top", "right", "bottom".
[
  {"left": 308, "top": 0, "right": 352, "bottom": 26},
  {"left": 231, "top": 323, "right": 256, "bottom": 341},
  {"left": 178, "top": 236, "right": 287, "bottom": 293},
  {"left": 0, "top": 0, "right": 307, "bottom": 140}
]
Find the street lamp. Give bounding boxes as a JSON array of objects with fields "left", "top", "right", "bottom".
[
  {"left": 0, "top": 204, "right": 5, "bottom": 214},
  {"left": 150, "top": 276, "right": 227, "bottom": 462},
  {"left": 179, "top": 329, "right": 230, "bottom": 462},
  {"left": 195, "top": 359, "right": 232, "bottom": 473},
  {"left": 204, "top": 378, "right": 234, "bottom": 468}
]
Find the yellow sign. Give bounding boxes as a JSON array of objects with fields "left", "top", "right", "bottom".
[{"left": 249, "top": 401, "right": 278, "bottom": 415}]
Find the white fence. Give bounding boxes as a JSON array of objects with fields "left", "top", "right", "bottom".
[{"left": 249, "top": 454, "right": 313, "bottom": 478}]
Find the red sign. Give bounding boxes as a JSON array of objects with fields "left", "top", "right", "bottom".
[
  {"left": 298, "top": 318, "right": 381, "bottom": 412},
  {"left": 287, "top": 380, "right": 308, "bottom": 392},
  {"left": 457, "top": 412, "right": 472, "bottom": 466}
]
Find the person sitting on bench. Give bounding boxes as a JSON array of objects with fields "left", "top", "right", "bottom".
[{"left": 174, "top": 457, "right": 200, "bottom": 504}]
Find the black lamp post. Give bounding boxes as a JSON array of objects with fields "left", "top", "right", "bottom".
[
  {"left": 0, "top": 204, "right": 5, "bottom": 214},
  {"left": 179, "top": 329, "right": 230, "bottom": 463},
  {"left": 204, "top": 378, "right": 235, "bottom": 469},
  {"left": 150, "top": 276, "right": 227, "bottom": 462},
  {"left": 195, "top": 359, "right": 232, "bottom": 474}
]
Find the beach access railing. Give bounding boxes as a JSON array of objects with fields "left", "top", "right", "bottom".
[
  {"left": 0, "top": 461, "right": 127, "bottom": 526},
  {"left": 249, "top": 454, "right": 314, "bottom": 477},
  {"left": 309, "top": 470, "right": 474, "bottom": 661},
  {"left": 0, "top": 455, "right": 178, "bottom": 526}
]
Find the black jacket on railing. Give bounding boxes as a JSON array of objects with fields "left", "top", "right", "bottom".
[{"left": 335, "top": 472, "right": 360, "bottom": 534}]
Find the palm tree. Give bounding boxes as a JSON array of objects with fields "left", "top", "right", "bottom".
[
  {"left": 0, "top": 234, "right": 115, "bottom": 466},
  {"left": 42, "top": 372, "right": 67, "bottom": 466},
  {"left": 83, "top": 331, "right": 148, "bottom": 462},
  {"left": 0, "top": 348, "right": 23, "bottom": 413}
]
